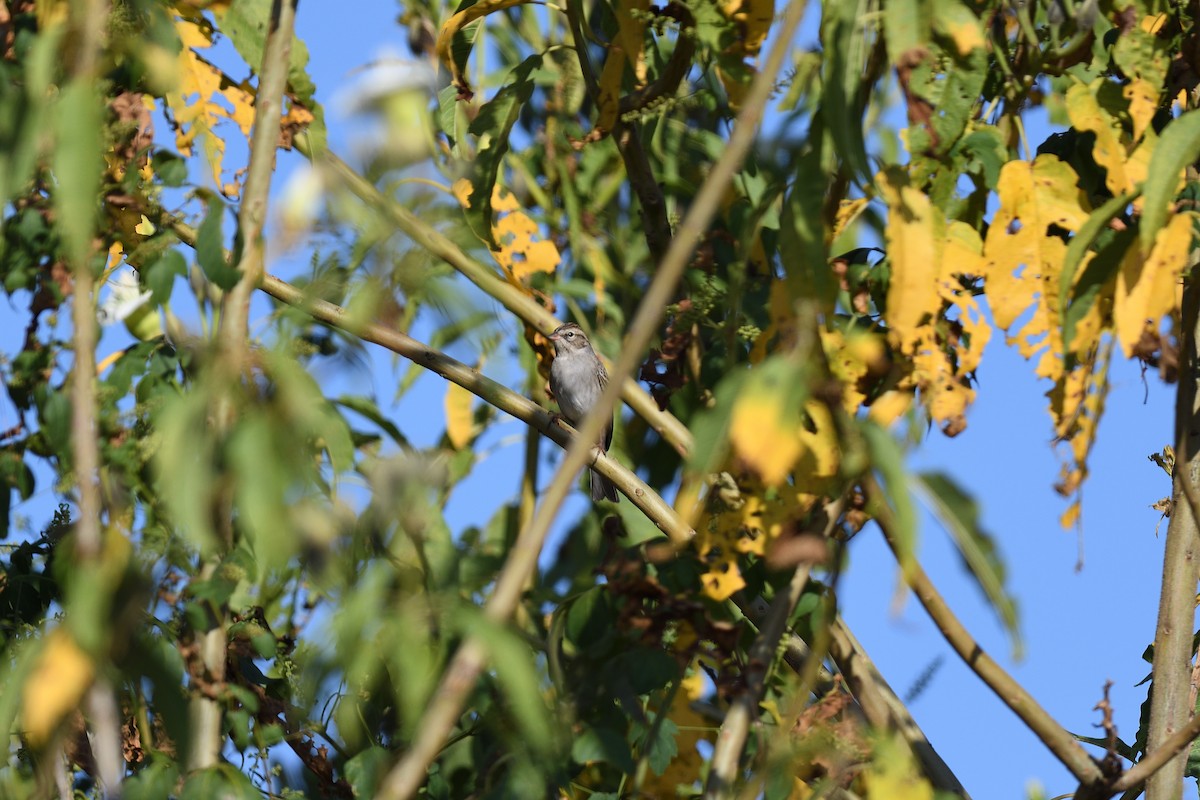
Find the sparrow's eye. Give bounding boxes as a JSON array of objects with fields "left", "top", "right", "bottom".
[{"left": 566, "top": 332, "right": 574, "bottom": 338}]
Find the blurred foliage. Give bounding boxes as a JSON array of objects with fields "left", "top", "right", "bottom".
[{"left": 0, "top": 0, "right": 1198, "bottom": 796}]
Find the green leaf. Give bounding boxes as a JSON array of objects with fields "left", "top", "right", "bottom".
[
  {"left": 862, "top": 420, "right": 917, "bottom": 561},
  {"left": 123, "top": 757, "right": 181, "bottom": 800},
  {"left": 1141, "top": 109, "right": 1200, "bottom": 252},
  {"left": 572, "top": 724, "right": 636, "bottom": 773},
  {"left": 462, "top": 611, "right": 553, "bottom": 754},
  {"left": 780, "top": 142, "right": 834, "bottom": 310},
  {"left": 1063, "top": 228, "right": 1133, "bottom": 360},
  {"left": 609, "top": 647, "right": 678, "bottom": 695},
  {"left": 345, "top": 746, "right": 391, "bottom": 798},
  {"left": 915, "top": 471, "right": 1022, "bottom": 659},
  {"left": 53, "top": 80, "right": 103, "bottom": 269},
  {"left": 634, "top": 715, "right": 679, "bottom": 776},
  {"left": 564, "top": 586, "right": 612, "bottom": 649},
  {"left": 462, "top": 55, "right": 541, "bottom": 247},
  {"left": 687, "top": 370, "right": 748, "bottom": 475},
  {"left": 181, "top": 764, "right": 258, "bottom": 800},
  {"left": 820, "top": 5, "right": 872, "bottom": 185},
  {"left": 143, "top": 248, "right": 187, "bottom": 306},
  {"left": 195, "top": 197, "right": 240, "bottom": 290},
  {"left": 1059, "top": 191, "right": 1136, "bottom": 344},
  {"left": 218, "top": 0, "right": 319, "bottom": 102},
  {"left": 151, "top": 150, "right": 188, "bottom": 187}
]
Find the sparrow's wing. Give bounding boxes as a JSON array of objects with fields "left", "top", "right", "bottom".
[{"left": 596, "top": 361, "right": 613, "bottom": 450}]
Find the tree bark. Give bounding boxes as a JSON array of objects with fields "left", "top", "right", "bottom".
[{"left": 1146, "top": 277, "right": 1200, "bottom": 800}]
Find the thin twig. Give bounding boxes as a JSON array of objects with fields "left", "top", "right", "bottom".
[
  {"left": 704, "top": 565, "right": 811, "bottom": 799},
  {"left": 866, "top": 475, "right": 1104, "bottom": 788},
  {"left": 258, "top": 273, "right": 693, "bottom": 546},
  {"left": 84, "top": 681, "right": 124, "bottom": 797},
  {"left": 373, "top": 3, "right": 803, "bottom": 794},
  {"left": 292, "top": 139, "right": 695, "bottom": 457}
]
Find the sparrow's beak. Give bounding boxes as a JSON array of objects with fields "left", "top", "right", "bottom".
[{"left": 548, "top": 332, "right": 560, "bottom": 342}]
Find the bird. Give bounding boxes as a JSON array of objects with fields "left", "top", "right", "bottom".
[{"left": 548, "top": 322, "right": 619, "bottom": 503}]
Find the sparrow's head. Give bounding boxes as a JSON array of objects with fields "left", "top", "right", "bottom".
[{"left": 549, "top": 323, "right": 592, "bottom": 354}]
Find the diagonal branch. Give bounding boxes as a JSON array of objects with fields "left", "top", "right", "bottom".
[
  {"left": 259, "top": 273, "right": 693, "bottom": 546},
  {"left": 866, "top": 474, "right": 1105, "bottom": 787},
  {"left": 373, "top": 4, "right": 806, "bottom": 796},
  {"left": 827, "top": 617, "right": 969, "bottom": 797}
]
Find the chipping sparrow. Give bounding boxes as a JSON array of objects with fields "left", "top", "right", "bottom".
[{"left": 549, "top": 323, "right": 619, "bottom": 503}]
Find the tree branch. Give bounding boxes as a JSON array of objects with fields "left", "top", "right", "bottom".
[
  {"left": 258, "top": 273, "right": 693, "bottom": 546},
  {"left": 705, "top": 565, "right": 812, "bottom": 799},
  {"left": 292, "top": 138, "right": 695, "bottom": 457},
  {"left": 1146, "top": 276, "right": 1200, "bottom": 800},
  {"left": 219, "top": 0, "right": 297, "bottom": 357},
  {"left": 866, "top": 475, "right": 1104, "bottom": 787},
  {"left": 193, "top": 0, "right": 297, "bottom": 774},
  {"left": 827, "top": 617, "right": 969, "bottom": 798},
  {"left": 373, "top": 3, "right": 804, "bottom": 795},
  {"left": 1113, "top": 707, "right": 1200, "bottom": 795}
]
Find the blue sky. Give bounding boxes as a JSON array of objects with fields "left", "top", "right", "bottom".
[{"left": 0, "top": 2, "right": 1187, "bottom": 797}]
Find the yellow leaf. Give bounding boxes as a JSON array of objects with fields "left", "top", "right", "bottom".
[
  {"left": 616, "top": 0, "right": 649, "bottom": 80},
  {"left": 796, "top": 400, "right": 839, "bottom": 478},
  {"left": 134, "top": 214, "right": 156, "bottom": 236},
  {"left": 165, "top": 19, "right": 257, "bottom": 186},
  {"left": 700, "top": 554, "right": 746, "bottom": 601},
  {"left": 452, "top": 178, "right": 474, "bottom": 208},
  {"left": 1125, "top": 78, "right": 1160, "bottom": 143},
  {"left": 868, "top": 390, "right": 913, "bottom": 427},
  {"left": 22, "top": 629, "right": 94, "bottom": 747},
  {"left": 721, "top": 0, "right": 774, "bottom": 57},
  {"left": 730, "top": 389, "right": 802, "bottom": 486},
  {"left": 1066, "top": 82, "right": 1131, "bottom": 196},
  {"left": 862, "top": 738, "right": 934, "bottom": 800},
  {"left": 491, "top": 185, "right": 521, "bottom": 212},
  {"left": 594, "top": 44, "right": 626, "bottom": 134},
  {"left": 445, "top": 380, "right": 475, "bottom": 450},
  {"left": 879, "top": 169, "right": 943, "bottom": 355},
  {"left": 944, "top": 19, "right": 984, "bottom": 55},
  {"left": 983, "top": 156, "right": 1090, "bottom": 380},
  {"left": 435, "top": 0, "right": 531, "bottom": 94},
  {"left": 1115, "top": 212, "right": 1194, "bottom": 357},
  {"left": 833, "top": 197, "right": 869, "bottom": 242}
]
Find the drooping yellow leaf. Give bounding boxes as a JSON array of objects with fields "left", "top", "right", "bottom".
[
  {"left": 445, "top": 379, "right": 475, "bottom": 450},
  {"left": 134, "top": 214, "right": 156, "bottom": 236},
  {"left": 1114, "top": 211, "right": 1195, "bottom": 357},
  {"left": 983, "top": 156, "right": 1090, "bottom": 381},
  {"left": 165, "top": 19, "right": 257, "bottom": 187},
  {"left": 879, "top": 169, "right": 943, "bottom": 355},
  {"left": 22, "top": 629, "right": 94, "bottom": 747}
]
